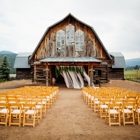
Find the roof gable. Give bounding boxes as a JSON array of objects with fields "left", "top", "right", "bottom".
[{"left": 29, "top": 13, "right": 111, "bottom": 61}]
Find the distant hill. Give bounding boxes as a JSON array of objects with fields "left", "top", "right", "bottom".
[
  {"left": 125, "top": 58, "right": 140, "bottom": 68},
  {"left": 0, "top": 51, "right": 17, "bottom": 74},
  {"left": 0, "top": 50, "right": 15, "bottom": 54}
]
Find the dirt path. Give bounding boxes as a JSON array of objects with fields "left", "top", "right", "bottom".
[{"left": 0, "top": 80, "right": 140, "bottom": 140}]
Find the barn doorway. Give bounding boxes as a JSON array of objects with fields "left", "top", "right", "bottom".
[
  {"left": 51, "top": 65, "right": 90, "bottom": 89},
  {"left": 51, "top": 66, "right": 65, "bottom": 85}
]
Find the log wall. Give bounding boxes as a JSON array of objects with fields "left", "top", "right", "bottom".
[
  {"left": 16, "top": 68, "right": 32, "bottom": 79},
  {"left": 33, "top": 65, "right": 51, "bottom": 84},
  {"left": 93, "top": 65, "right": 108, "bottom": 83},
  {"left": 108, "top": 68, "right": 124, "bottom": 80}
]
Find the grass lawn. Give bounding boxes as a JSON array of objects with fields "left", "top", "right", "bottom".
[{"left": 124, "top": 70, "right": 140, "bottom": 82}]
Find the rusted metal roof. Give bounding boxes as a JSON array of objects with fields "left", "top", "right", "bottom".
[
  {"left": 14, "top": 52, "right": 32, "bottom": 68},
  {"left": 40, "top": 57, "right": 102, "bottom": 63}
]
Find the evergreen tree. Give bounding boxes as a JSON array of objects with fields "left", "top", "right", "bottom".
[
  {"left": 0, "top": 56, "right": 10, "bottom": 80},
  {"left": 135, "top": 65, "right": 139, "bottom": 70}
]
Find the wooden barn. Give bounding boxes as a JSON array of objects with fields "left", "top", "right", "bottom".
[
  {"left": 14, "top": 13, "right": 126, "bottom": 87},
  {"left": 14, "top": 52, "right": 32, "bottom": 79},
  {"left": 109, "top": 52, "right": 126, "bottom": 79}
]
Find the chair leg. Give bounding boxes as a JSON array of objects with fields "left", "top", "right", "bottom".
[
  {"left": 118, "top": 113, "right": 121, "bottom": 126},
  {"left": 105, "top": 112, "right": 108, "bottom": 123},
  {"left": 109, "top": 114, "right": 111, "bottom": 126},
  {"left": 9, "top": 115, "right": 11, "bottom": 126},
  {"left": 132, "top": 112, "right": 135, "bottom": 125},
  {"left": 19, "top": 114, "right": 21, "bottom": 127},
  {"left": 138, "top": 113, "right": 140, "bottom": 125},
  {"left": 123, "top": 113, "right": 125, "bottom": 125},
  {"left": 6, "top": 114, "right": 8, "bottom": 126},
  {"left": 33, "top": 115, "right": 35, "bottom": 127},
  {"left": 23, "top": 114, "right": 25, "bottom": 127}
]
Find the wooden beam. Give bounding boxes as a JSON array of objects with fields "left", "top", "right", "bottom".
[{"left": 41, "top": 62, "right": 101, "bottom": 66}]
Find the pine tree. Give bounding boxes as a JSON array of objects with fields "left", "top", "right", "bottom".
[
  {"left": 135, "top": 65, "right": 139, "bottom": 70},
  {"left": 0, "top": 56, "right": 10, "bottom": 80}
]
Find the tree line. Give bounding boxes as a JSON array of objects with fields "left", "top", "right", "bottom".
[{"left": 125, "top": 65, "right": 140, "bottom": 70}]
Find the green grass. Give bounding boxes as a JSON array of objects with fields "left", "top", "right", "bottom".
[{"left": 124, "top": 70, "right": 140, "bottom": 82}]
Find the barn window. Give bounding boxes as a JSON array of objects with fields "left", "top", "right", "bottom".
[
  {"left": 56, "top": 30, "right": 65, "bottom": 52},
  {"left": 75, "top": 30, "right": 84, "bottom": 51},
  {"left": 66, "top": 24, "right": 75, "bottom": 46}
]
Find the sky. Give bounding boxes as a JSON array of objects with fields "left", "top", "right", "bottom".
[{"left": 0, "top": 0, "right": 140, "bottom": 59}]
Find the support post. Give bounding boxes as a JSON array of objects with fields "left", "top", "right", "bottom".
[
  {"left": 34, "top": 65, "right": 36, "bottom": 83},
  {"left": 50, "top": 66, "right": 52, "bottom": 85},
  {"left": 89, "top": 66, "right": 94, "bottom": 86},
  {"left": 46, "top": 65, "right": 49, "bottom": 86}
]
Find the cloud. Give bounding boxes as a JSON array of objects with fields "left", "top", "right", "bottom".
[
  {"left": 0, "top": 0, "right": 140, "bottom": 59},
  {"left": 122, "top": 51, "right": 140, "bottom": 59}
]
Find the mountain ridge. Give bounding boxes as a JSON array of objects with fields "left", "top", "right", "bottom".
[
  {"left": 0, "top": 50, "right": 16, "bottom": 54},
  {"left": 125, "top": 58, "right": 140, "bottom": 67}
]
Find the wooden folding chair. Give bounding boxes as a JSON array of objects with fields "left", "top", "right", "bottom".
[
  {"left": 113, "top": 99, "right": 124, "bottom": 104},
  {"left": 23, "top": 104, "right": 39, "bottom": 127},
  {"left": 50, "top": 93, "right": 55, "bottom": 105},
  {"left": 121, "top": 102, "right": 135, "bottom": 125},
  {"left": 0, "top": 103, "right": 9, "bottom": 126},
  {"left": 105, "top": 103, "right": 121, "bottom": 126},
  {"left": 9, "top": 103, "right": 22, "bottom": 126},
  {"left": 87, "top": 94, "right": 92, "bottom": 106},
  {"left": 0, "top": 99, "right": 7, "bottom": 103},
  {"left": 31, "top": 99, "right": 43, "bottom": 119},
  {"left": 0, "top": 95, "right": 7, "bottom": 100},
  {"left": 91, "top": 95, "right": 101, "bottom": 113},
  {"left": 37, "top": 96, "right": 47, "bottom": 115},
  {"left": 136, "top": 102, "right": 140, "bottom": 125},
  {"left": 7, "top": 99, "right": 18, "bottom": 104},
  {"left": 98, "top": 99, "right": 110, "bottom": 118}
]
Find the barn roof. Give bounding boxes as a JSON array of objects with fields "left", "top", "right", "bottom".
[
  {"left": 110, "top": 52, "right": 126, "bottom": 68},
  {"left": 40, "top": 57, "right": 102, "bottom": 63},
  {"left": 14, "top": 52, "right": 32, "bottom": 68},
  {"left": 29, "top": 13, "right": 112, "bottom": 61}
]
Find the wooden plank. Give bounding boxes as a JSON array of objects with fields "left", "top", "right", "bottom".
[{"left": 36, "top": 78, "right": 46, "bottom": 80}]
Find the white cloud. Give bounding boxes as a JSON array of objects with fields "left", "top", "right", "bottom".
[
  {"left": 0, "top": 0, "right": 140, "bottom": 59},
  {"left": 122, "top": 51, "right": 140, "bottom": 59}
]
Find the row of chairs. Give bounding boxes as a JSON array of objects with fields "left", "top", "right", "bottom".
[
  {"left": 0, "top": 86, "right": 59, "bottom": 127},
  {"left": 82, "top": 87, "right": 140, "bottom": 126}
]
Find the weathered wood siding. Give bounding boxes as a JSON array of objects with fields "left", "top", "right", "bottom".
[
  {"left": 93, "top": 65, "right": 108, "bottom": 83},
  {"left": 32, "top": 16, "right": 110, "bottom": 62},
  {"left": 33, "top": 65, "right": 51, "bottom": 84},
  {"left": 108, "top": 68, "right": 124, "bottom": 80},
  {"left": 16, "top": 68, "right": 32, "bottom": 79}
]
